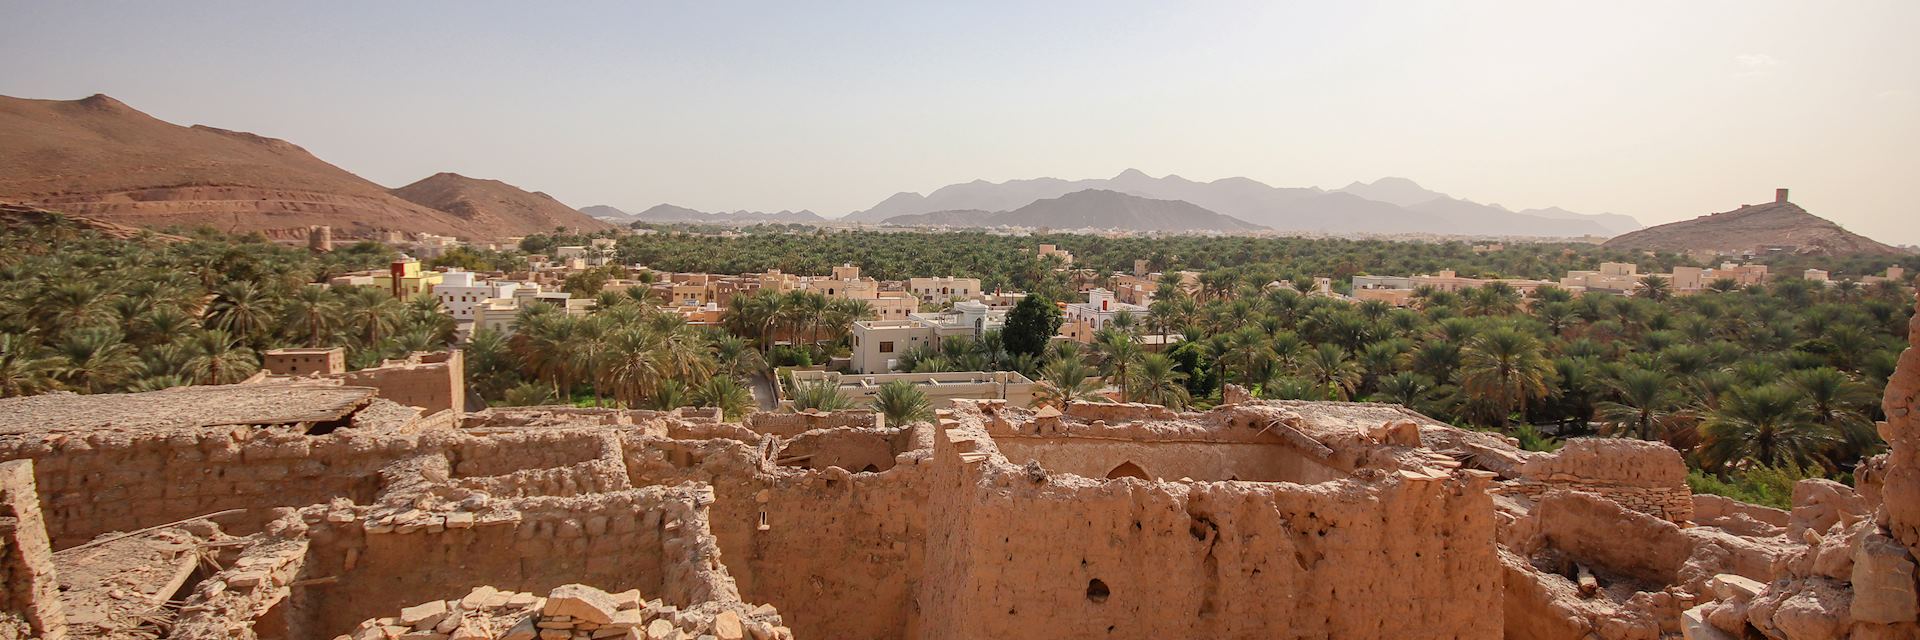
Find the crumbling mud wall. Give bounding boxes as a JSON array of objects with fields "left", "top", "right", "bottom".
[
  {"left": 0, "top": 429, "right": 408, "bottom": 549},
  {"left": 287, "top": 488, "right": 692, "bottom": 637},
  {"left": 917, "top": 404, "right": 1504, "bottom": 639},
  {"left": 619, "top": 429, "right": 932, "bottom": 640},
  {"left": 744, "top": 410, "right": 882, "bottom": 437},
  {"left": 1, "top": 460, "right": 64, "bottom": 640},
  {"left": 991, "top": 437, "right": 1345, "bottom": 483},
  {"left": 1497, "top": 438, "right": 1695, "bottom": 523},
  {"left": 338, "top": 350, "right": 465, "bottom": 415}
]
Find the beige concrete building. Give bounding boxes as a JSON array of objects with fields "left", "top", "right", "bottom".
[
  {"left": 908, "top": 276, "right": 983, "bottom": 305},
  {"left": 262, "top": 347, "right": 346, "bottom": 377},
  {"left": 789, "top": 370, "right": 1036, "bottom": 410},
  {"left": 850, "top": 301, "right": 1004, "bottom": 374}
]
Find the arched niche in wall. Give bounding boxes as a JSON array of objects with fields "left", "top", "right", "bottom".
[{"left": 1105, "top": 461, "right": 1150, "bottom": 480}]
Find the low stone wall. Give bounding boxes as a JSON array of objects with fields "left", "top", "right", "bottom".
[
  {"left": 0, "top": 430, "right": 400, "bottom": 549},
  {"left": 744, "top": 410, "right": 881, "bottom": 438},
  {"left": 1504, "top": 438, "right": 1694, "bottom": 523}
]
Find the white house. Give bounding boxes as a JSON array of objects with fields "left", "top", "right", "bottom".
[
  {"left": 432, "top": 270, "right": 521, "bottom": 321},
  {"left": 1063, "top": 288, "right": 1146, "bottom": 334}
]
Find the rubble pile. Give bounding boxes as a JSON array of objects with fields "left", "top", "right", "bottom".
[{"left": 338, "top": 583, "right": 789, "bottom": 640}]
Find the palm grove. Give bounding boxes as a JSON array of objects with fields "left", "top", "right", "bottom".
[{"left": 3, "top": 217, "right": 1914, "bottom": 506}]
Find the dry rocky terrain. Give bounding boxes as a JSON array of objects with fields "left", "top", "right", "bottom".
[
  {"left": 0, "top": 94, "right": 602, "bottom": 241},
  {"left": 1604, "top": 197, "right": 1902, "bottom": 256}
]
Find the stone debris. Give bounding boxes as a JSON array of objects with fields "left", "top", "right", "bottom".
[{"left": 336, "top": 584, "right": 788, "bottom": 640}]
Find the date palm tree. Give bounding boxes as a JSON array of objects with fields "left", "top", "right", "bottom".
[
  {"left": 0, "top": 333, "right": 60, "bottom": 397},
  {"left": 344, "top": 287, "right": 403, "bottom": 348},
  {"left": 1127, "top": 352, "right": 1190, "bottom": 410},
  {"left": 790, "top": 378, "right": 854, "bottom": 412},
  {"left": 205, "top": 280, "right": 278, "bottom": 343},
  {"left": 1299, "top": 343, "right": 1363, "bottom": 400},
  {"left": 53, "top": 326, "right": 142, "bottom": 393},
  {"left": 1370, "top": 371, "right": 1442, "bottom": 414},
  {"left": 280, "top": 286, "right": 340, "bottom": 347},
  {"left": 1788, "top": 367, "right": 1879, "bottom": 468},
  {"left": 183, "top": 329, "right": 259, "bottom": 385},
  {"left": 1093, "top": 329, "right": 1142, "bottom": 401},
  {"left": 1595, "top": 368, "right": 1691, "bottom": 442},
  {"left": 695, "top": 375, "right": 753, "bottom": 420},
  {"left": 1459, "top": 328, "right": 1552, "bottom": 429},
  {"left": 1033, "top": 357, "right": 1103, "bottom": 409},
  {"left": 873, "top": 379, "right": 934, "bottom": 426},
  {"left": 1699, "top": 384, "right": 1837, "bottom": 471}
]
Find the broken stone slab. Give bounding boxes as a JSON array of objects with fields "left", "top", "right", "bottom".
[
  {"left": 712, "top": 611, "right": 743, "bottom": 640},
  {"left": 544, "top": 584, "right": 619, "bottom": 625},
  {"left": 1682, "top": 605, "right": 1739, "bottom": 640},
  {"left": 1711, "top": 574, "right": 1766, "bottom": 602},
  {"left": 606, "top": 609, "right": 645, "bottom": 629},
  {"left": 500, "top": 617, "right": 538, "bottom": 640},
  {"left": 400, "top": 599, "right": 451, "bottom": 629}
]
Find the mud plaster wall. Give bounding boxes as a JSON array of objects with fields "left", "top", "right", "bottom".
[
  {"left": 290, "top": 496, "right": 675, "bottom": 638},
  {"left": 1505, "top": 438, "right": 1695, "bottom": 523},
  {"left": 778, "top": 428, "right": 911, "bottom": 473},
  {"left": 339, "top": 351, "right": 464, "bottom": 415},
  {"left": 1, "top": 461, "right": 63, "bottom": 640},
  {"left": 991, "top": 436, "right": 1348, "bottom": 483},
  {"left": 623, "top": 433, "right": 932, "bottom": 640},
  {"left": 918, "top": 448, "right": 1503, "bottom": 638},
  {"left": 0, "top": 431, "right": 401, "bottom": 549},
  {"left": 744, "top": 411, "right": 880, "bottom": 438}
]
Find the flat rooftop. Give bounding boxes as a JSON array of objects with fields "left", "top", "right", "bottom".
[{"left": 0, "top": 384, "right": 379, "bottom": 434}]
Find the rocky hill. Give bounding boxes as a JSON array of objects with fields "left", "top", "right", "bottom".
[
  {"left": 882, "top": 189, "right": 1263, "bottom": 232},
  {"left": 390, "top": 173, "right": 610, "bottom": 236},
  {"left": 1602, "top": 194, "right": 1902, "bottom": 256},
  {"left": 585, "top": 203, "right": 828, "bottom": 225},
  {"left": 0, "top": 94, "right": 565, "bottom": 240},
  {"left": 847, "top": 170, "right": 1634, "bottom": 237},
  {"left": 0, "top": 202, "right": 190, "bottom": 243}
]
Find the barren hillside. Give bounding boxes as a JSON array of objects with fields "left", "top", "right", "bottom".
[
  {"left": 0, "top": 94, "right": 536, "bottom": 240},
  {"left": 390, "top": 172, "right": 611, "bottom": 236},
  {"left": 1603, "top": 195, "right": 1901, "bottom": 255}
]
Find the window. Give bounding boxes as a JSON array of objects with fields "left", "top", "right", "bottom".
[{"left": 879, "top": 341, "right": 895, "bottom": 353}]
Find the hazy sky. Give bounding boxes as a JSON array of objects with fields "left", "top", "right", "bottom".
[{"left": 3, "top": 1, "right": 1916, "bottom": 243}]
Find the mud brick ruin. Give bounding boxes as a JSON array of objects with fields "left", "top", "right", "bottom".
[{"left": 2, "top": 293, "right": 1918, "bottom": 639}]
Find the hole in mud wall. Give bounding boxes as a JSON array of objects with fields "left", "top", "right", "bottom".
[
  {"left": 777, "top": 430, "right": 898, "bottom": 473},
  {"left": 305, "top": 416, "right": 351, "bottom": 436},
  {"left": 992, "top": 438, "right": 1346, "bottom": 484},
  {"left": 1086, "top": 578, "right": 1110, "bottom": 604}
]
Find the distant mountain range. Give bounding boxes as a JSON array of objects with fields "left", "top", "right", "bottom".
[
  {"left": 585, "top": 204, "right": 829, "bottom": 225},
  {"left": 843, "top": 170, "right": 1642, "bottom": 237},
  {"left": 1603, "top": 195, "right": 1902, "bottom": 256},
  {"left": 0, "top": 94, "right": 605, "bottom": 240},
  {"left": 882, "top": 189, "right": 1264, "bottom": 232}
]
